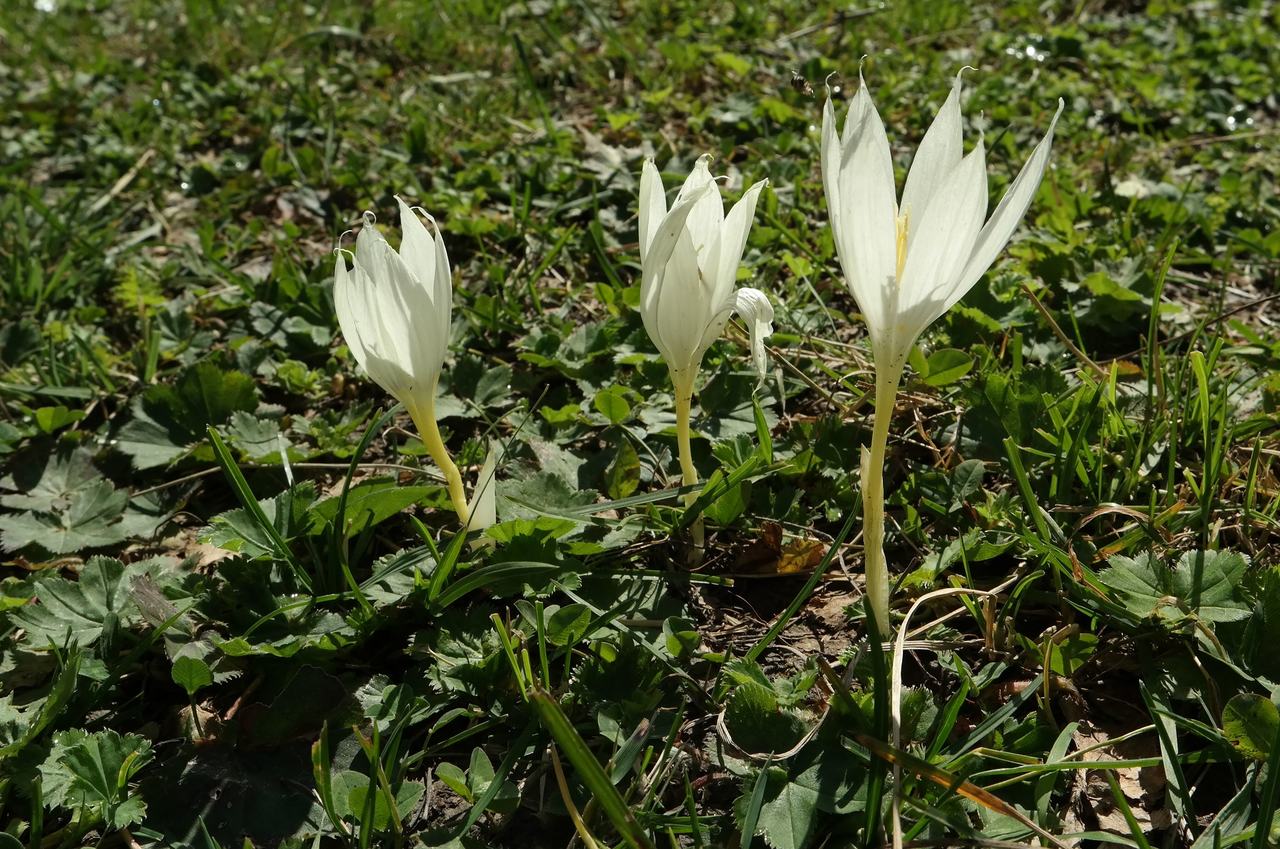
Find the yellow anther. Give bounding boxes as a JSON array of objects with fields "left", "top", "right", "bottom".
[{"left": 894, "top": 210, "right": 909, "bottom": 281}]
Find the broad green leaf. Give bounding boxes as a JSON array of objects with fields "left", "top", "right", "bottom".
[
  {"left": 1222, "top": 693, "right": 1278, "bottom": 761},
  {"left": 922, "top": 348, "right": 974, "bottom": 387},
  {"left": 171, "top": 645, "right": 214, "bottom": 696},
  {"left": 308, "top": 479, "right": 431, "bottom": 536},
  {"left": 739, "top": 769, "right": 821, "bottom": 849},
  {"left": 435, "top": 762, "right": 471, "bottom": 800},
  {"left": 593, "top": 385, "right": 632, "bottom": 425},
  {"left": 604, "top": 439, "right": 640, "bottom": 499},
  {"left": 545, "top": 603, "right": 591, "bottom": 646},
  {"left": 499, "top": 472, "right": 599, "bottom": 524},
  {"left": 205, "top": 482, "right": 317, "bottom": 558},
  {"left": 33, "top": 405, "right": 85, "bottom": 434},
  {"left": 338, "top": 771, "right": 424, "bottom": 830},
  {"left": 950, "top": 459, "right": 986, "bottom": 509},
  {"left": 662, "top": 616, "right": 701, "bottom": 659}
]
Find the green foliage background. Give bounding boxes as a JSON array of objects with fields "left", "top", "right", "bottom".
[{"left": 0, "top": 0, "right": 1278, "bottom": 847}]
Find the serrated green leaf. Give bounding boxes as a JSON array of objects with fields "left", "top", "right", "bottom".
[
  {"left": 117, "top": 362, "right": 259, "bottom": 469},
  {"left": 0, "top": 450, "right": 101, "bottom": 512},
  {"left": 0, "top": 478, "right": 130, "bottom": 554},
  {"left": 1100, "top": 549, "right": 1250, "bottom": 623},
  {"left": 37, "top": 729, "right": 88, "bottom": 810},
  {"left": 60, "top": 729, "right": 153, "bottom": 828},
  {"left": 499, "top": 472, "right": 599, "bottom": 524},
  {"left": 724, "top": 680, "right": 807, "bottom": 755},
  {"left": 7, "top": 558, "right": 131, "bottom": 648},
  {"left": 225, "top": 411, "right": 290, "bottom": 462}
]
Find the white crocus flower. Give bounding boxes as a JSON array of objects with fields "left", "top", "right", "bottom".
[
  {"left": 334, "top": 198, "right": 493, "bottom": 531},
  {"left": 638, "top": 156, "right": 772, "bottom": 548},
  {"left": 822, "top": 72, "right": 1063, "bottom": 635}
]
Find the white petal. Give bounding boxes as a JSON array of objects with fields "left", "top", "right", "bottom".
[
  {"left": 899, "top": 72, "right": 965, "bottom": 246},
  {"left": 428, "top": 215, "right": 453, "bottom": 352},
  {"left": 947, "top": 99, "right": 1064, "bottom": 312},
  {"left": 465, "top": 441, "right": 499, "bottom": 533},
  {"left": 837, "top": 76, "right": 900, "bottom": 335},
  {"left": 733, "top": 287, "right": 774, "bottom": 380},
  {"left": 676, "top": 155, "right": 724, "bottom": 261},
  {"left": 640, "top": 181, "right": 717, "bottom": 359},
  {"left": 655, "top": 227, "right": 713, "bottom": 374},
  {"left": 714, "top": 178, "right": 768, "bottom": 307},
  {"left": 395, "top": 196, "right": 437, "bottom": 294},
  {"left": 821, "top": 97, "right": 849, "bottom": 279},
  {"left": 897, "top": 140, "right": 988, "bottom": 332},
  {"left": 639, "top": 158, "right": 667, "bottom": 262},
  {"left": 333, "top": 251, "right": 370, "bottom": 371}
]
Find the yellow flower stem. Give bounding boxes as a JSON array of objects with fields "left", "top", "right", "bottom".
[
  {"left": 672, "top": 370, "right": 704, "bottom": 551},
  {"left": 863, "top": 363, "right": 902, "bottom": 638},
  {"left": 408, "top": 391, "right": 470, "bottom": 526}
]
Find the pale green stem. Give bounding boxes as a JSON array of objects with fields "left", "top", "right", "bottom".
[
  {"left": 672, "top": 369, "right": 704, "bottom": 550},
  {"left": 407, "top": 387, "right": 470, "bottom": 526},
  {"left": 863, "top": 363, "right": 903, "bottom": 638}
]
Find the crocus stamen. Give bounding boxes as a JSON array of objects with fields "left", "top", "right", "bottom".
[{"left": 894, "top": 211, "right": 909, "bottom": 282}]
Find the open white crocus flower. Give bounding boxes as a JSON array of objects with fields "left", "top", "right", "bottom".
[
  {"left": 822, "top": 72, "right": 1063, "bottom": 635},
  {"left": 334, "top": 198, "right": 494, "bottom": 531},
  {"left": 638, "top": 156, "right": 772, "bottom": 547}
]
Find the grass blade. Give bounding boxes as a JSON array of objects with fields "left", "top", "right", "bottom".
[{"left": 529, "top": 687, "right": 655, "bottom": 849}]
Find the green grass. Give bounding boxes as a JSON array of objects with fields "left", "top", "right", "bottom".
[{"left": 1, "top": 0, "right": 1279, "bottom": 847}]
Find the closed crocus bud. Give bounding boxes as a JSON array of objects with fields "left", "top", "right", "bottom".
[
  {"left": 637, "top": 156, "right": 772, "bottom": 551},
  {"left": 334, "top": 198, "right": 492, "bottom": 530},
  {"left": 821, "top": 70, "right": 1062, "bottom": 635}
]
